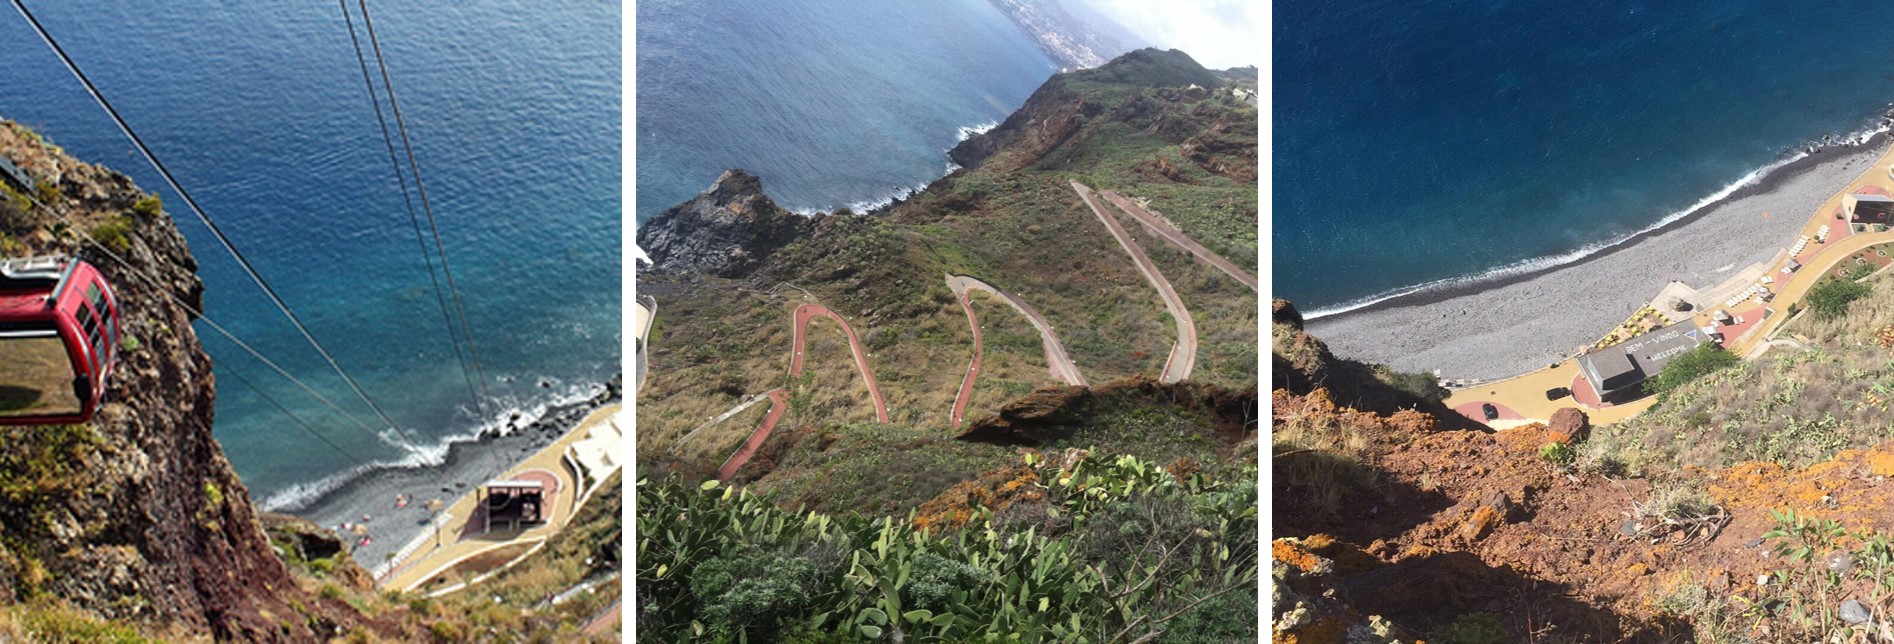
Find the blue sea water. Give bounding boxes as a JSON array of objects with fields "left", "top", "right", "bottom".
[
  {"left": 635, "top": 0, "right": 1057, "bottom": 220},
  {"left": 0, "top": 1, "right": 619, "bottom": 506},
  {"left": 1276, "top": 0, "right": 1894, "bottom": 316}
]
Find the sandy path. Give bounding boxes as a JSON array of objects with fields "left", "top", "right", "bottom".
[
  {"left": 944, "top": 274, "right": 1087, "bottom": 426},
  {"left": 1072, "top": 181, "right": 1197, "bottom": 382}
]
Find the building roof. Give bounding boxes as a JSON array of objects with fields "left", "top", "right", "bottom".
[
  {"left": 486, "top": 479, "right": 544, "bottom": 491},
  {"left": 1579, "top": 321, "right": 1710, "bottom": 396},
  {"left": 1851, "top": 194, "right": 1894, "bottom": 203}
]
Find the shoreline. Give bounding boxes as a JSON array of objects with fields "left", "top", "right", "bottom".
[
  {"left": 1306, "top": 134, "right": 1894, "bottom": 382},
  {"left": 288, "top": 376, "right": 621, "bottom": 568},
  {"left": 1306, "top": 123, "right": 1894, "bottom": 321}
]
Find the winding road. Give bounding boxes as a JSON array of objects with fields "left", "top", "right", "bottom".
[
  {"left": 945, "top": 273, "right": 1087, "bottom": 426},
  {"left": 1072, "top": 180, "right": 1196, "bottom": 383},
  {"left": 712, "top": 303, "right": 889, "bottom": 481},
  {"left": 1097, "top": 189, "right": 1256, "bottom": 291}
]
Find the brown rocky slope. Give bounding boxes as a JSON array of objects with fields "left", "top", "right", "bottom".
[
  {"left": 0, "top": 121, "right": 397, "bottom": 641},
  {"left": 1274, "top": 299, "right": 1894, "bottom": 642}
]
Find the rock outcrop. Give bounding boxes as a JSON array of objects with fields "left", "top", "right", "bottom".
[
  {"left": 0, "top": 121, "right": 377, "bottom": 641},
  {"left": 635, "top": 169, "right": 813, "bottom": 278}
]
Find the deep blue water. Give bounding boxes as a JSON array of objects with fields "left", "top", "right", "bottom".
[
  {"left": 0, "top": 1, "right": 619, "bottom": 505},
  {"left": 1276, "top": 1, "right": 1894, "bottom": 315},
  {"left": 635, "top": 0, "right": 1057, "bottom": 220}
]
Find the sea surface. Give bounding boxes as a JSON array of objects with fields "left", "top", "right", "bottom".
[
  {"left": 0, "top": 1, "right": 620, "bottom": 507},
  {"left": 1276, "top": 0, "right": 1894, "bottom": 316},
  {"left": 635, "top": 0, "right": 1057, "bottom": 220}
]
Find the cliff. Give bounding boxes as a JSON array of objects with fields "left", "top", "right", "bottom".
[
  {"left": 634, "top": 169, "right": 814, "bottom": 278},
  {"left": 0, "top": 121, "right": 384, "bottom": 641}
]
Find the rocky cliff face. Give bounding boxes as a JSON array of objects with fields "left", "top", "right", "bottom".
[
  {"left": 0, "top": 121, "right": 371, "bottom": 641},
  {"left": 948, "top": 49, "right": 1238, "bottom": 173},
  {"left": 634, "top": 169, "right": 814, "bottom": 278}
]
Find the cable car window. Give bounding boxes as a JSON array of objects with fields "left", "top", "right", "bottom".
[
  {"left": 87, "top": 284, "right": 115, "bottom": 348},
  {"left": 0, "top": 327, "right": 83, "bottom": 419}
]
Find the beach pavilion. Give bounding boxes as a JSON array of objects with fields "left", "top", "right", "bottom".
[
  {"left": 1845, "top": 193, "right": 1894, "bottom": 225},
  {"left": 478, "top": 479, "right": 546, "bottom": 533}
]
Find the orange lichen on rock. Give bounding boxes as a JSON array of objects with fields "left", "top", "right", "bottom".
[{"left": 913, "top": 464, "right": 1042, "bottom": 532}]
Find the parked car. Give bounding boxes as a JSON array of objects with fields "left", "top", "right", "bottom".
[
  {"left": 1481, "top": 403, "right": 1499, "bottom": 421},
  {"left": 1545, "top": 387, "right": 1571, "bottom": 401}
]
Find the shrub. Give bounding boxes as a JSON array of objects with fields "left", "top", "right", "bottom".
[
  {"left": 1538, "top": 442, "right": 1575, "bottom": 466},
  {"left": 131, "top": 195, "right": 161, "bottom": 219},
  {"left": 1807, "top": 278, "right": 1871, "bottom": 320},
  {"left": 88, "top": 216, "right": 132, "bottom": 253},
  {"left": 1643, "top": 343, "right": 1738, "bottom": 398},
  {"left": 33, "top": 181, "right": 58, "bottom": 205}
]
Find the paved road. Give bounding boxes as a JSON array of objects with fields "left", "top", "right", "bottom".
[
  {"left": 1097, "top": 189, "right": 1257, "bottom": 291},
  {"left": 791, "top": 304, "right": 889, "bottom": 422},
  {"left": 715, "top": 303, "right": 889, "bottom": 480},
  {"left": 1072, "top": 181, "right": 1196, "bottom": 383},
  {"left": 944, "top": 274, "right": 1086, "bottom": 426},
  {"left": 715, "top": 389, "right": 789, "bottom": 482},
  {"left": 948, "top": 286, "right": 982, "bottom": 427},
  {"left": 581, "top": 599, "right": 620, "bottom": 636}
]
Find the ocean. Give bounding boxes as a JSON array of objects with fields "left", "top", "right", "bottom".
[
  {"left": 0, "top": 1, "right": 620, "bottom": 507},
  {"left": 635, "top": 0, "right": 1058, "bottom": 221},
  {"left": 1276, "top": 0, "right": 1894, "bottom": 317}
]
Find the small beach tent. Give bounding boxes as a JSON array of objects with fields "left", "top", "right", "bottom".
[
  {"left": 479, "top": 479, "right": 545, "bottom": 532},
  {"left": 1786, "top": 258, "right": 1802, "bottom": 272},
  {"left": 1845, "top": 194, "right": 1894, "bottom": 225},
  {"left": 1714, "top": 310, "right": 1734, "bottom": 325}
]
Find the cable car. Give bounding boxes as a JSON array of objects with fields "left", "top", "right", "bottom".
[{"left": 0, "top": 257, "right": 119, "bottom": 425}]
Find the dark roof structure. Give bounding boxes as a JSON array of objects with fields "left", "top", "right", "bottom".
[{"left": 1578, "top": 320, "right": 1710, "bottom": 400}]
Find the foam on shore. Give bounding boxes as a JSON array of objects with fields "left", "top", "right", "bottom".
[{"left": 1306, "top": 133, "right": 1894, "bottom": 381}]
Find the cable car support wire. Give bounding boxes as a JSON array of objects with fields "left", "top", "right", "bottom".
[{"left": 10, "top": 0, "right": 417, "bottom": 451}]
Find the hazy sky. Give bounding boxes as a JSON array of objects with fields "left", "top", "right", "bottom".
[{"left": 1078, "top": 0, "right": 1259, "bottom": 69}]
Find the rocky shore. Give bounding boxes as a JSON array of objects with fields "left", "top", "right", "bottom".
[{"left": 291, "top": 374, "right": 621, "bottom": 570}]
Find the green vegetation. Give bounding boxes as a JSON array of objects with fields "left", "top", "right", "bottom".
[
  {"left": 1806, "top": 277, "right": 1871, "bottom": 320},
  {"left": 637, "top": 453, "right": 1257, "bottom": 642},
  {"left": 1538, "top": 442, "right": 1575, "bottom": 467},
  {"left": 130, "top": 195, "right": 161, "bottom": 219},
  {"left": 87, "top": 215, "right": 133, "bottom": 253},
  {"left": 1375, "top": 366, "right": 1447, "bottom": 405},
  {"left": 1643, "top": 343, "right": 1740, "bottom": 398},
  {"left": 0, "top": 602, "right": 154, "bottom": 644}
]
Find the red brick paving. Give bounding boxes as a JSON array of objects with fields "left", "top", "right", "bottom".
[{"left": 1453, "top": 400, "right": 1522, "bottom": 424}]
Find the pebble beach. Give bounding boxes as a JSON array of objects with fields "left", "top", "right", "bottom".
[{"left": 1306, "top": 136, "right": 1894, "bottom": 382}]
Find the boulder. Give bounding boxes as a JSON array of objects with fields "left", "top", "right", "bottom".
[{"left": 1547, "top": 408, "right": 1589, "bottom": 445}]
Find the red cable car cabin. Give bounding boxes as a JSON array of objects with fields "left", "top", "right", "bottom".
[{"left": 0, "top": 257, "right": 119, "bottom": 425}]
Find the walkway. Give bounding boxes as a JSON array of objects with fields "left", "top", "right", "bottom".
[
  {"left": 379, "top": 404, "right": 620, "bottom": 593},
  {"left": 791, "top": 303, "right": 889, "bottom": 422},
  {"left": 1071, "top": 180, "right": 1196, "bottom": 383},
  {"left": 1096, "top": 189, "right": 1257, "bottom": 291},
  {"left": 944, "top": 274, "right": 1088, "bottom": 426},
  {"left": 713, "top": 302, "right": 889, "bottom": 480},
  {"left": 714, "top": 389, "right": 788, "bottom": 482},
  {"left": 948, "top": 284, "right": 982, "bottom": 427}
]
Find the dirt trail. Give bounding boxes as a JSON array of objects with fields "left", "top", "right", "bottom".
[
  {"left": 1072, "top": 180, "right": 1196, "bottom": 383},
  {"left": 946, "top": 273, "right": 1088, "bottom": 426},
  {"left": 1097, "top": 189, "right": 1256, "bottom": 291}
]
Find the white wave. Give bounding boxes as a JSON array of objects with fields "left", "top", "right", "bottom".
[
  {"left": 955, "top": 120, "right": 999, "bottom": 142},
  {"left": 258, "top": 379, "right": 610, "bottom": 512},
  {"left": 1305, "top": 119, "right": 1894, "bottom": 321}
]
